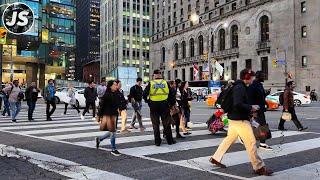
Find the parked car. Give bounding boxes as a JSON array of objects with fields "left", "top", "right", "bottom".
[
  {"left": 54, "top": 87, "right": 84, "bottom": 104},
  {"left": 268, "top": 91, "right": 311, "bottom": 106},
  {"left": 207, "top": 92, "right": 279, "bottom": 110}
]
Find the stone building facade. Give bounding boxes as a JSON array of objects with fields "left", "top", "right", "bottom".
[{"left": 150, "top": 0, "right": 320, "bottom": 92}]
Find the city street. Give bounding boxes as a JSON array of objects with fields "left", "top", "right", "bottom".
[{"left": 0, "top": 101, "right": 320, "bottom": 179}]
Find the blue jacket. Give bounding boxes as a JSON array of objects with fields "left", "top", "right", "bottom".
[{"left": 248, "top": 80, "right": 267, "bottom": 112}]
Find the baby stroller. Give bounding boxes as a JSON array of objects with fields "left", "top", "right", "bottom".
[{"left": 206, "top": 109, "right": 228, "bottom": 134}]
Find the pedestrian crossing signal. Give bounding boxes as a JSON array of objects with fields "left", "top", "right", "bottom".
[{"left": 0, "top": 27, "right": 7, "bottom": 45}]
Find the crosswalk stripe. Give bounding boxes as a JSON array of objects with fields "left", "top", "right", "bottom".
[
  {"left": 174, "top": 136, "right": 320, "bottom": 172},
  {"left": 250, "top": 161, "right": 320, "bottom": 180},
  {"left": 73, "top": 130, "right": 211, "bottom": 147},
  {"left": 119, "top": 131, "right": 307, "bottom": 157}
]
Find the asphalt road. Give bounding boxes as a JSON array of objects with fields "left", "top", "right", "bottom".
[{"left": 0, "top": 101, "right": 319, "bottom": 180}]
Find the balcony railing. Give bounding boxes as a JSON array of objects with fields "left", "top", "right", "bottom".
[
  {"left": 257, "top": 41, "right": 271, "bottom": 50},
  {"left": 212, "top": 48, "right": 239, "bottom": 58}
]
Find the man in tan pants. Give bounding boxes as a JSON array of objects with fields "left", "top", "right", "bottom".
[{"left": 210, "top": 69, "right": 272, "bottom": 176}]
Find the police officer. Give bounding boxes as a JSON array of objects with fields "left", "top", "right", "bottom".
[{"left": 143, "top": 70, "right": 176, "bottom": 146}]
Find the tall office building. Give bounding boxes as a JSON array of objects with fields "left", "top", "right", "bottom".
[
  {"left": 76, "top": 0, "right": 100, "bottom": 82},
  {"left": 150, "top": 0, "right": 320, "bottom": 92},
  {"left": 100, "top": 0, "right": 151, "bottom": 81},
  {"left": 0, "top": 0, "right": 76, "bottom": 87}
]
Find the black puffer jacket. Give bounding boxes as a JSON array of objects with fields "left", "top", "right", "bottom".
[
  {"left": 227, "top": 80, "right": 252, "bottom": 121},
  {"left": 117, "top": 89, "right": 127, "bottom": 111},
  {"left": 84, "top": 87, "right": 97, "bottom": 103}
]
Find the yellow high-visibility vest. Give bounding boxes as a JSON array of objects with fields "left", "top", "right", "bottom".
[{"left": 149, "top": 79, "right": 169, "bottom": 101}]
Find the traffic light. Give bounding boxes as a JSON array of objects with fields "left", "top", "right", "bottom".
[
  {"left": 272, "top": 59, "right": 277, "bottom": 68},
  {"left": 0, "top": 27, "right": 7, "bottom": 45}
]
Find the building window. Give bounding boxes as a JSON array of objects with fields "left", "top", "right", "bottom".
[
  {"left": 198, "top": 35, "right": 204, "bottom": 55},
  {"left": 231, "top": 25, "right": 239, "bottom": 48},
  {"left": 301, "top": 1, "right": 306, "bottom": 13},
  {"left": 168, "top": 70, "right": 171, "bottom": 80},
  {"left": 219, "top": 29, "right": 226, "bottom": 51},
  {"left": 174, "top": 69, "right": 178, "bottom": 79},
  {"left": 261, "top": 57, "right": 268, "bottom": 80},
  {"left": 211, "top": 34, "right": 214, "bottom": 52},
  {"left": 182, "top": 41, "right": 186, "bottom": 59},
  {"left": 231, "top": 61, "right": 237, "bottom": 80},
  {"left": 199, "top": 66, "right": 203, "bottom": 80},
  {"left": 182, "top": 69, "right": 186, "bottom": 81},
  {"left": 174, "top": 43, "right": 179, "bottom": 60},
  {"left": 189, "top": 38, "right": 195, "bottom": 57},
  {"left": 260, "top": 15, "right": 269, "bottom": 42},
  {"left": 245, "top": 59, "right": 252, "bottom": 69},
  {"left": 302, "top": 56, "right": 307, "bottom": 67},
  {"left": 161, "top": 47, "right": 166, "bottom": 62},
  {"left": 306, "top": 86, "right": 310, "bottom": 92},
  {"left": 302, "top": 26, "right": 307, "bottom": 38},
  {"left": 190, "top": 67, "right": 194, "bottom": 81},
  {"left": 232, "top": 3, "right": 236, "bottom": 10}
]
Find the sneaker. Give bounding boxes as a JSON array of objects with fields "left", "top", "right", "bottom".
[
  {"left": 91, "top": 117, "right": 96, "bottom": 121},
  {"left": 120, "top": 129, "right": 131, "bottom": 134},
  {"left": 80, "top": 114, "right": 85, "bottom": 120},
  {"left": 95, "top": 137, "right": 100, "bottom": 149},
  {"left": 259, "top": 143, "right": 273, "bottom": 151},
  {"left": 12, "top": 119, "right": 17, "bottom": 123},
  {"left": 46, "top": 117, "right": 52, "bottom": 121},
  {"left": 111, "top": 150, "right": 121, "bottom": 156},
  {"left": 298, "top": 127, "right": 308, "bottom": 131}
]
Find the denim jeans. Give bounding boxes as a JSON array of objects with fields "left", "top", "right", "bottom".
[
  {"left": 2, "top": 96, "right": 10, "bottom": 116},
  {"left": 131, "top": 101, "right": 143, "bottom": 127},
  {"left": 10, "top": 101, "right": 21, "bottom": 120},
  {"left": 184, "top": 108, "right": 191, "bottom": 128},
  {"left": 99, "top": 132, "right": 116, "bottom": 150},
  {"left": 27, "top": 101, "right": 36, "bottom": 120}
]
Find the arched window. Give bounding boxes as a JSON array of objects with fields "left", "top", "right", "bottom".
[
  {"left": 260, "top": 15, "right": 269, "bottom": 42},
  {"left": 219, "top": 29, "right": 225, "bottom": 51},
  {"left": 182, "top": 41, "right": 186, "bottom": 59},
  {"left": 231, "top": 25, "right": 239, "bottom": 48},
  {"left": 198, "top": 35, "right": 204, "bottom": 55},
  {"left": 161, "top": 47, "right": 166, "bottom": 62},
  {"left": 211, "top": 34, "right": 214, "bottom": 52},
  {"left": 174, "top": 43, "right": 179, "bottom": 60},
  {"left": 189, "top": 38, "right": 195, "bottom": 57}
]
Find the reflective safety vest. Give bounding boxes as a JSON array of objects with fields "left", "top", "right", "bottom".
[{"left": 149, "top": 79, "right": 169, "bottom": 101}]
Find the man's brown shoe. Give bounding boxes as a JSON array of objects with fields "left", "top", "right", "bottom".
[
  {"left": 209, "top": 157, "right": 227, "bottom": 168},
  {"left": 254, "top": 167, "right": 273, "bottom": 176}
]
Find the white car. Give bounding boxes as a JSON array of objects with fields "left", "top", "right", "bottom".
[
  {"left": 74, "top": 89, "right": 99, "bottom": 108},
  {"left": 268, "top": 91, "right": 311, "bottom": 106},
  {"left": 54, "top": 87, "right": 85, "bottom": 104}
]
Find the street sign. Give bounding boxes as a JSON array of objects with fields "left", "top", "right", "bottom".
[
  {"left": 2, "top": 2, "right": 34, "bottom": 35},
  {"left": 277, "top": 59, "right": 286, "bottom": 65}
]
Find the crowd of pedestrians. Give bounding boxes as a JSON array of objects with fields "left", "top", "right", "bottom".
[{"left": 0, "top": 67, "right": 314, "bottom": 176}]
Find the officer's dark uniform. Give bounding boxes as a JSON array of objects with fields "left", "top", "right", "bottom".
[{"left": 144, "top": 73, "right": 175, "bottom": 146}]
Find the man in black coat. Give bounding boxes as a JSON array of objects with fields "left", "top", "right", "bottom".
[
  {"left": 82, "top": 81, "right": 97, "bottom": 120},
  {"left": 248, "top": 71, "right": 272, "bottom": 150}
]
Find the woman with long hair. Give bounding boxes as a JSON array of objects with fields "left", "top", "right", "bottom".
[
  {"left": 175, "top": 80, "right": 191, "bottom": 135},
  {"left": 179, "top": 81, "right": 193, "bottom": 129},
  {"left": 95, "top": 80, "right": 121, "bottom": 156}
]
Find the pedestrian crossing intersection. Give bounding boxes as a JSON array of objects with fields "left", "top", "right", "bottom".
[{"left": 1, "top": 105, "right": 320, "bottom": 179}]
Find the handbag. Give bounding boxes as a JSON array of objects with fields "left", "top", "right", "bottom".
[
  {"left": 281, "top": 112, "right": 292, "bottom": 121},
  {"left": 252, "top": 124, "right": 272, "bottom": 141}
]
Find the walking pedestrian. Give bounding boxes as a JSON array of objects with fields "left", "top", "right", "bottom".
[
  {"left": 95, "top": 80, "right": 121, "bottom": 156},
  {"left": 3, "top": 80, "right": 23, "bottom": 122},
  {"left": 43, "top": 79, "right": 56, "bottom": 121},
  {"left": 97, "top": 79, "right": 107, "bottom": 99},
  {"left": 1, "top": 83, "right": 10, "bottom": 117},
  {"left": 25, "top": 82, "right": 40, "bottom": 121},
  {"left": 278, "top": 81, "right": 308, "bottom": 131},
  {"left": 248, "top": 71, "right": 272, "bottom": 150},
  {"left": 143, "top": 70, "right": 175, "bottom": 146},
  {"left": 175, "top": 79, "right": 191, "bottom": 135},
  {"left": 82, "top": 81, "right": 97, "bottom": 121},
  {"left": 63, "top": 84, "right": 81, "bottom": 116},
  {"left": 0, "top": 88, "right": 2, "bottom": 111},
  {"left": 209, "top": 69, "right": 273, "bottom": 176},
  {"left": 179, "top": 81, "right": 193, "bottom": 129},
  {"left": 169, "top": 81, "right": 184, "bottom": 139},
  {"left": 128, "top": 77, "right": 145, "bottom": 130}
]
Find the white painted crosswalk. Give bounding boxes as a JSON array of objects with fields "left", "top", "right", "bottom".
[{"left": 1, "top": 105, "right": 320, "bottom": 179}]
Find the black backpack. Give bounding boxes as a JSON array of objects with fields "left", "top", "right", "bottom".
[
  {"left": 279, "top": 92, "right": 284, "bottom": 105},
  {"left": 217, "top": 87, "right": 234, "bottom": 113}
]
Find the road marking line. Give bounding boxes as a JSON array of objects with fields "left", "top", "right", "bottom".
[
  {"left": 175, "top": 137, "right": 320, "bottom": 172},
  {"left": 119, "top": 131, "right": 305, "bottom": 156},
  {"left": 0, "top": 144, "right": 133, "bottom": 180}
]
